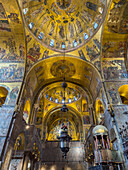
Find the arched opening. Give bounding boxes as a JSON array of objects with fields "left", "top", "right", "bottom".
[
  {"left": 20, "top": 56, "right": 103, "bottom": 168},
  {"left": 118, "top": 85, "right": 128, "bottom": 104},
  {"left": 24, "top": 56, "right": 101, "bottom": 105},
  {"left": 33, "top": 79, "right": 93, "bottom": 142},
  {"left": 95, "top": 99, "right": 104, "bottom": 124},
  {"left": 45, "top": 108, "right": 82, "bottom": 141},
  {"left": 0, "top": 86, "right": 8, "bottom": 106}
]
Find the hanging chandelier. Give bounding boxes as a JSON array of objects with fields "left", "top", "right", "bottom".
[
  {"left": 61, "top": 77, "right": 68, "bottom": 112},
  {"left": 57, "top": 124, "right": 72, "bottom": 159},
  {"left": 57, "top": 68, "right": 72, "bottom": 158}
]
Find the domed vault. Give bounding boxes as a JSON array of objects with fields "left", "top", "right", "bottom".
[{"left": 23, "top": 0, "right": 107, "bottom": 52}]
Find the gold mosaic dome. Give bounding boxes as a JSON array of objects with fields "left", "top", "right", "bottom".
[
  {"left": 45, "top": 86, "right": 81, "bottom": 104},
  {"left": 44, "top": 82, "right": 81, "bottom": 104},
  {"left": 92, "top": 125, "right": 108, "bottom": 136},
  {"left": 23, "top": 0, "right": 107, "bottom": 52}
]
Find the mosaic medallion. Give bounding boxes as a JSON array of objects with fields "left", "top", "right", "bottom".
[{"left": 50, "top": 60, "right": 76, "bottom": 77}]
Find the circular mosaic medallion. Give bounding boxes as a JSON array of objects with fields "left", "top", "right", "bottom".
[
  {"left": 23, "top": 0, "right": 107, "bottom": 52},
  {"left": 50, "top": 60, "right": 76, "bottom": 77}
]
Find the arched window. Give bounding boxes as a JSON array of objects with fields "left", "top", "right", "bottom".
[
  {"left": 95, "top": 99, "right": 104, "bottom": 123},
  {"left": 0, "top": 86, "right": 8, "bottom": 106},
  {"left": 118, "top": 85, "right": 128, "bottom": 104},
  {"left": 23, "top": 99, "right": 31, "bottom": 123}
]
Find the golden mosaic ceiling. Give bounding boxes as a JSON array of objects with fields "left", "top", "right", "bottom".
[
  {"left": 23, "top": 0, "right": 107, "bottom": 52},
  {"left": 25, "top": 56, "right": 102, "bottom": 106}
]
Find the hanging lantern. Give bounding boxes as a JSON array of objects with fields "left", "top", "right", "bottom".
[
  {"left": 57, "top": 125, "right": 72, "bottom": 159},
  {"left": 57, "top": 67, "right": 72, "bottom": 158}
]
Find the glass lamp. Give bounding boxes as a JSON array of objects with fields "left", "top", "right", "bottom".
[{"left": 57, "top": 125, "right": 72, "bottom": 159}]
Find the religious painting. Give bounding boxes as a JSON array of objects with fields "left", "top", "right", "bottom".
[
  {"left": 8, "top": 13, "right": 21, "bottom": 24},
  {"left": 0, "top": 37, "right": 25, "bottom": 62},
  {"left": 102, "top": 40, "right": 127, "bottom": 80},
  {"left": 103, "top": 59, "right": 128, "bottom": 80},
  {"left": 14, "top": 133, "right": 25, "bottom": 151},
  {"left": 83, "top": 115, "right": 90, "bottom": 124},
  {"left": 102, "top": 41, "right": 127, "bottom": 58},
  {"left": 0, "top": 20, "right": 11, "bottom": 32},
  {"left": 0, "top": 63, "right": 24, "bottom": 82},
  {"left": 107, "top": 0, "right": 128, "bottom": 34},
  {"left": 3, "top": 83, "right": 21, "bottom": 106},
  {"left": 36, "top": 111, "right": 43, "bottom": 125},
  {"left": 8, "top": 86, "right": 19, "bottom": 104},
  {"left": 27, "top": 43, "right": 41, "bottom": 62},
  {"left": 107, "top": 86, "right": 119, "bottom": 104},
  {"left": 86, "top": 38, "right": 101, "bottom": 61}
]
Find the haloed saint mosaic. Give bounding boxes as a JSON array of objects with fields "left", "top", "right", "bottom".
[{"left": 23, "top": 0, "right": 107, "bottom": 52}]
